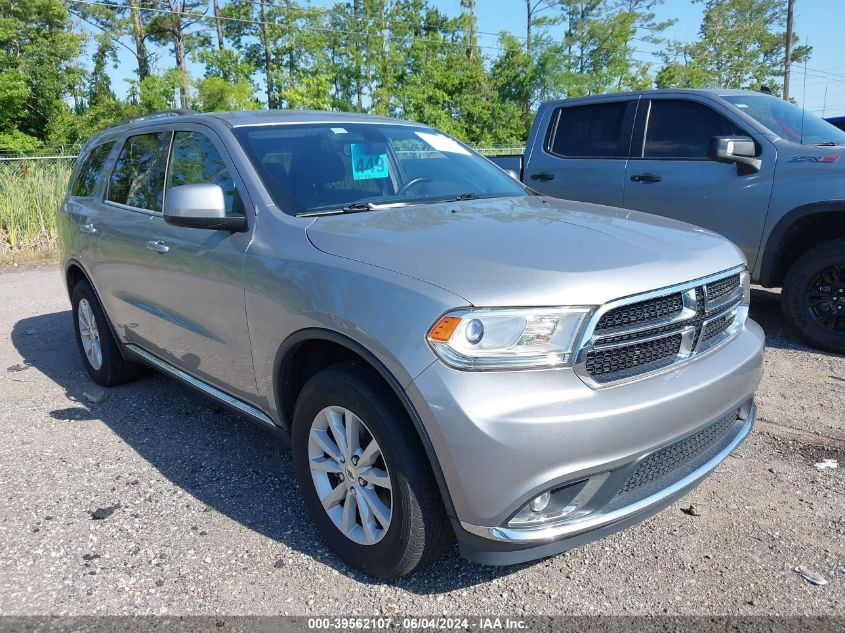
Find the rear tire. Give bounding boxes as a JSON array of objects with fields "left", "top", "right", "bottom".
[
  {"left": 291, "top": 362, "right": 452, "bottom": 579},
  {"left": 71, "top": 279, "right": 145, "bottom": 386},
  {"left": 781, "top": 238, "right": 845, "bottom": 354}
]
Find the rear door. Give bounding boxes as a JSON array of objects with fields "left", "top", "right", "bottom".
[
  {"left": 63, "top": 140, "right": 118, "bottom": 266},
  {"left": 523, "top": 98, "right": 637, "bottom": 207},
  {"left": 141, "top": 125, "right": 257, "bottom": 401},
  {"left": 92, "top": 130, "right": 170, "bottom": 345},
  {"left": 622, "top": 96, "right": 775, "bottom": 268}
]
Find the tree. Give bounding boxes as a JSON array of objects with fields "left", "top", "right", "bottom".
[
  {"left": 194, "top": 76, "right": 258, "bottom": 111},
  {"left": 147, "top": 1, "right": 206, "bottom": 109},
  {"left": 655, "top": 0, "right": 811, "bottom": 93},
  {"left": 533, "top": 0, "right": 672, "bottom": 100},
  {"left": 0, "top": 0, "right": 83, "bottom": 149}
]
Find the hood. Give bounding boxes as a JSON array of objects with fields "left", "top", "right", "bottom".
[{"left": 305, "top": 196, "right": 746, "bottom": 307}]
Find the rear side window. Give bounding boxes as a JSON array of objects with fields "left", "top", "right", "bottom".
[
  {"left": 549, "top": 102, "right": 631, "bottom": 158},
  {"left": 71, "top": 141, "right": 114, "bottom": 197},
  {"left": 167, "top": 131, "right": 242, "bottom": 215},
  {"left": 107, "top": 132, "right": 170, "bottom": 211},
  {"left": 644, "top": 100, "right": 744, "bottom": 159}
]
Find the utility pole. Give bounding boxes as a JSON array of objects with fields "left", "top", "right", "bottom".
[{"left": 783, "top": 0, "right": 794, "bottom": 100}]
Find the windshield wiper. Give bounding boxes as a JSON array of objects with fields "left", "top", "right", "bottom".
[
  {"left": 454, "top": 192, "right": 480, "bottom": 201},
  {"left": 297, "top": 200, "right": 410, "bottom": 217}
]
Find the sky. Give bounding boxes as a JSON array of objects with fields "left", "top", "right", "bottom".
[{"left": 99, "top": 0, "right": 845, "bottom": 119}]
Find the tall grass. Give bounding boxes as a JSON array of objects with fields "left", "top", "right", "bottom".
[{"left": 0, "top": 159, "right": 73, "bottom": 259}]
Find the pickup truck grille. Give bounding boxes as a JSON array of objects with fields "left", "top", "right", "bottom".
[{"left": 575, "top": 268, "right": 745, "bottom": 387}]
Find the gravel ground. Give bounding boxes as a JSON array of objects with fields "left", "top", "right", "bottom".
[{"left": 0, "top": 265, "right": 842, "bottom": 616}]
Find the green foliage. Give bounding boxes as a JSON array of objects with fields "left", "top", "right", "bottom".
[
  {"left": 655, "top": 0, "right": 812, "bottom": 93},
  {"left": 194, "top": 76, "right": 259, "bottom": 112},
  {"left": 0, "top": 160, "right": 70, "bottom": 253},
  {"left": 0, "top": 0, "right": 84, "bottom": 142}
]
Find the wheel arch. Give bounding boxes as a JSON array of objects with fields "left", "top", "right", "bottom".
[
  {"left": 272, "top": 328, "right": 457, "bottom": 518},
  {"left": 64, "top": 259, "right": 130, "bottom": 361},
  {"left": 759, "top": 202, "right": 845, "bottom": 288}
]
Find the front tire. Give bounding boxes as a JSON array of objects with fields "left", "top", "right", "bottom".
[
  {"left": 782, "top": 238, "right": 845, "bottom": 354},
  {"left": 71, "top": 279, "right": 144, "bottom": 386},
  {"left": 291, "top": 362, "right": 451, "bottom": 579}
]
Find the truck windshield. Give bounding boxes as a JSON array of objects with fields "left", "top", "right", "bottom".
[
  {"left": 233, "top": 123, "right": 526, "bottom": 215},
  {"left": 724, "top": 94, "right": 845, "bottom": 146}
]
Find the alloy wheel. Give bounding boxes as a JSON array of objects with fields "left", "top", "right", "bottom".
[
  {"left": 77, "top": 298, "right": 103, "bottom": 370},
  {"left": 308, "top": 406, "right": 393, "bottom": 545}
]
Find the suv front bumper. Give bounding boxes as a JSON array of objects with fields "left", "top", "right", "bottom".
[{"left": 406, "top": 319, "right": 764, "bottom": 565}]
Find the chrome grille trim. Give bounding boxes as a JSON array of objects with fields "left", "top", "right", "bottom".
[{"left": 573, "top": 266, "right": 746, "bottom": 388}]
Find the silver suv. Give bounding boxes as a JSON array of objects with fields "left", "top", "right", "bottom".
[{"left": 58, "top": 110, "right": 764, "bottom": 579}]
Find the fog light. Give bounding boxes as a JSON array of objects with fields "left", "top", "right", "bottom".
[{"left": 529, "top": 492, "right": 550, "bottom": 513}]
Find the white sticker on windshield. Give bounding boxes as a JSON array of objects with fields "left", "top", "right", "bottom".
[
  {"left": 414, "top": 131, "right": 471, "bottom": 155},
  {"left": 331, "top": 127, "right": 348, "bottom": 134}
]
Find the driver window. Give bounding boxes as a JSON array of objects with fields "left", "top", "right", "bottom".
[
  {"left": 644, "top": 100, "right": 744, "bottom": 159},
  {"left": 167, "top": 131, "right": 243, "bottom": 215}
]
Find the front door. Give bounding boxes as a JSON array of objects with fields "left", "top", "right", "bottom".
[
  {"left": 622, "top": 97, "right": 775, "bottom": 269},
  {"left": 141, "top": 127, "right": 257, "bottom": 401}
]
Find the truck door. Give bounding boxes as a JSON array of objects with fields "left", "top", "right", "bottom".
[
  {"left": 523, "top": 98, "right": 637, "bottom": 207},
  {"left": 622, "top": 97, "right": 775, "bottom": 270}
]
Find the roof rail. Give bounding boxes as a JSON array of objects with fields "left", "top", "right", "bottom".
[{"left": 105, "top": 108, "right": 197, "bottom": 130}]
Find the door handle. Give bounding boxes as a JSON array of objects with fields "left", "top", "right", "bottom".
[
  {"left": 79, "top": 223, "right": 97, "bottom": 234},
  {"left": 530, "top": 172, "right": 555, "bottom": 182},
  {"left": 146, "top": 239, "right": 170, "bottom": 254},
  {"left": 630, "top": 172, "right": 662, "bottom": 183}
]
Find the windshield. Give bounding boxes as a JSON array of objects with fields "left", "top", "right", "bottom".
[
  {"left": 724, "top": 94, "right": 845, "bottom": 145},
  {"left": 232, "top": 123, "right": 526, "bottom": 215}
]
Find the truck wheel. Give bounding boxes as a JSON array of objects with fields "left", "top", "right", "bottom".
[
  {"left": 291, "top": 362, "right": 452, "bottom": 579},
  {"left": 781, "top": 238, "right": 845, "bottom": 354},
  {"left": 71, "top": 279, "right": 145, "bottom": 386}
]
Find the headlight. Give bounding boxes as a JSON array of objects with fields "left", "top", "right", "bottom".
[{"left": 426, "top": 307, "right": 593, "bottom": 370}]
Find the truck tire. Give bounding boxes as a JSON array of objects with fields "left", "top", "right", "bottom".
[
  {"left": 71, "top": 279, "right": 145, "bottom": 386},
  {"left": 781, "top": 238, "right": 845, "bottom": 354},
  {"left": 291, "top": 362, "right": 452, "bottom": 578}
]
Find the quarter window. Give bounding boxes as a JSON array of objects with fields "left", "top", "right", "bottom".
[
  {"left": 644, "top": 100, "right": 744, "bottom": 159},
  {"left": 549, "top": 102, "right": 631, "bottom": 158},
  {"left": 71, "top": 141, "right": 115, "bottom": 197},
  {"left": 167, "top": 131, "right": 242, "bottom": 215},
  {"left": 107, "top": 132, "right": 170, "bottom": 211}
]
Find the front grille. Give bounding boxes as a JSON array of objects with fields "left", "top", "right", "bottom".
[
  {"left": 706, "top": 274, "right": 740, "bottom": 304},
  {"left": 701, "top": 311, "right": 735, "bottom": 344},
  {"left": 578, "top": 269, "right": 744, "bottom": 386},
  {"left": 617, "top": 409, "right": 739, "bottom": 496},
  {"left": 585, "top": 334, "right": 681, "bottom": 377},
  {"left": 596, "top": 293, "right": 683, "bottom": 331}
]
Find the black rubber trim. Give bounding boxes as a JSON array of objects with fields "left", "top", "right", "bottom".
[
  {"left": 759, "top": 201, "right": 845, "bottom": 288},
  {"left": 272, "top": 328, "right": 458, "bottom": 519}
]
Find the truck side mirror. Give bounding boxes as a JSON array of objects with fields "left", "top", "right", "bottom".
[{"left": 708, "top": 136, "right": 761, "bottom": 174}]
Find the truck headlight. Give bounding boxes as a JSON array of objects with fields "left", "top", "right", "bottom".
[{"left": 426, "top": 307, "right": 593, "bottom": 370}]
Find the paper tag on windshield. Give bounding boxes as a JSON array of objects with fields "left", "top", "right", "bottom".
[
  {"left": 414, "top": 131, "right": 471, "bottom": 155},
  {"left": 350, "top": 143, "right": 389, "bottom": 180}
]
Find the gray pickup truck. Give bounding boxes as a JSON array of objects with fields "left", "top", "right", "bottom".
[{"left": 493, "top": 89, "right": 845, "bottom": 353}]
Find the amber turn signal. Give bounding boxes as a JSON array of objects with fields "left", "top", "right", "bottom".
[{"left": 428, "top": 316, "right": 462, "bottom": 342}]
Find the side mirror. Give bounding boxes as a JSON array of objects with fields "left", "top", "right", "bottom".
[
  {"left": 708, "top": 136, "right": 761, "bottom": 173},
  {"left": 163, "top": 184, "right": 246, "bottom": 232}
]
